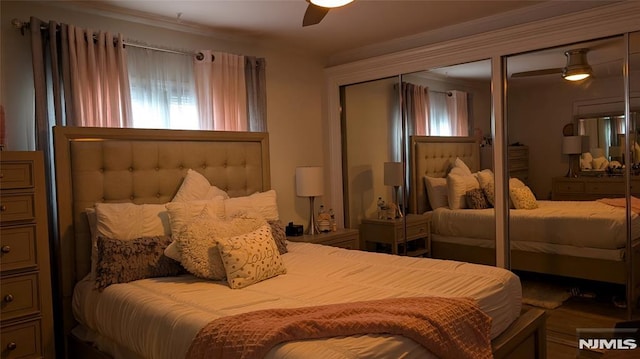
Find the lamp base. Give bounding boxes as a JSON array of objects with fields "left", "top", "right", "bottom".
[
  {"left": 306, "top": 196, "right": 319, "bottom": 235},
  {"left": 565, "top": 155, "right": 578, "bottom": 178}
]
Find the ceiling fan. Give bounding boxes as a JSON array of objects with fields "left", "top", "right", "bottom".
[
  {"left": 303, "top": 0, "right": 354, "bottom": 27},
  {"left": 511, "top": 48, "right": 593, "bottom": 81}
]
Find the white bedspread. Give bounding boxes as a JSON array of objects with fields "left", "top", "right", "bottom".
[
  {"left": 431, "top": 200, "right": 640, "bottom": 250},
  {"left": 73, "top": 242, "right": 521, "bottom": 359}
]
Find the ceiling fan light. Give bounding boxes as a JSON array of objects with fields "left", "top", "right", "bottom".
[
  {"left": 562, "top": 48, "right": 592, "bottom": 81},
  {"left": 310, "top": 0, "right": 354, "bottom": 8}
]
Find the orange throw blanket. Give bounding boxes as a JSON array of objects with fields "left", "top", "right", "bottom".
[
  {"left": 185, "top": 296, "right": 492, "bottom": 359},
  {"left": 597, "top": 196, "right": 640, "bottom": 214}
]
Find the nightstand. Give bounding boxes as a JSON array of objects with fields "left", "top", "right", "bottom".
[
  {"left": 360, "top": 214, "right": 430, "bottom": 257},
  {"left": 287, "top": 228, "right": 359, "bottom": 250}
]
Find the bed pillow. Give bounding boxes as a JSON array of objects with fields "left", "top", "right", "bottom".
[
  {"left": 268, "top": 220, "right": 288, "bottom": 255},
  {"left": 509, "top": 186, "right": 539, "bottom": 210},
  {"left": 465, "top": 188, "right": 489, "bottom": 209},
  {"left": 94, "top": 235, "right": 183, "bottom": 291},
  {"left": 172, "top": 168, "right": 229, "bottom": 202},
  {"left": 164, "top": 198, "right": 226, "bottom": 261},
  {"left": 476, "top": 169, "right": 495, "bottom": 207},
  {"left": 450, "top": 157, "right": 473, "bottom": 176},
  {"left": 176, "top": 214, "right": 267, "bottom": 280},
  {"left": 446, "top": 173, "right": 480, "bottom": 209},
  {"left": 224, "top": 190, "right": 279, "bottom": 221},
  {"left": 424, "top": 176, "right": 448, "bottom": 210},
  {"left": 218, "top": 224, "right": 287, "bottom": 289}
]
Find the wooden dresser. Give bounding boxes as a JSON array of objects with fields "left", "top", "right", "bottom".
[
  {"left": 1, "top": 151, "right": 55, "bottom": 358},
  {"left": 551, "top": 176, "right": 640, "bottom": 200},
  {"left": 360, "top": 214, "right": 430, "bottom": 257},
  {"left": 508, "top": 145, "right": 529, "bottom": 183}
]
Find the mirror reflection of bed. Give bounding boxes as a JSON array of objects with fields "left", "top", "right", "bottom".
[{"left": 408, "top": 135, "right": 640, "bottom": 313}]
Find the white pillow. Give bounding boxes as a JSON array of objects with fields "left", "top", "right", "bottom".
[
  {"left": 176, "top": 214, "right": 267, "bottom": 280},
  {"left": 164, "top": 198, "right": 226, "bottom": 261},
  {"left": 218, "top": 224, "right": 286, "bottom": 289},
  {"left": 510, "top": 186, "right": 538, "bottom": 210},
  {"left": 446, "top": 173, "right": 480, "bottom": 209},
  {"left": 449, "top": 157, "right": 473, "bottom": 176},
  {"left": 224, "top": 190, "right": 279, "bottom": 221},
  {"left": 424, "top": 176, "right": 448, "bottom": 210},
  {"left": 172, "top": 169, "right": 229, "bottom": 203}
]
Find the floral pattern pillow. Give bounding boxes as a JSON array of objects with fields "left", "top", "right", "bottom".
[{"left": 465, "top": 188, "right": 490, "bottom": 209}]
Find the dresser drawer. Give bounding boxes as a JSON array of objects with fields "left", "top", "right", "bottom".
[
  {"left": 398, "top": 221, "right": 429, "bottom": 241},
  {"left": 1, "top": 319, "right": 42, "bottom": 359},
  {"left": 553, "top": 181, "right": 585, "bottom": 193},
  {"left": 0, "top": 194, "right": 36, "bottom": 223},
  {"left": 508, "top": 158, "right": 528, "bottom": 171},
  {"left": 321, "top": 237, "right": 358, "bottom": 250},
  {"left": 0, "top": 226, "right": 37, "bottom": 272},
  {"left": 586, "top": 181, "right": 625, "bottom": 194},
  {"left": 508, "top": 147, "right": 528, "bottom": 159},
  {"left": 0, "top": 274, "right": 39, "bottom": 322},
  {"left": 0, "top": 162, "right": 34, "bottom": 190}
]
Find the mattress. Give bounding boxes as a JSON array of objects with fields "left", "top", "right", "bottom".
[
  {"left": 431, "top": 200, "right": 640, "bottom": 250},
  {"left": 73, "top": 242, "right": 522, "bottom": 359}
]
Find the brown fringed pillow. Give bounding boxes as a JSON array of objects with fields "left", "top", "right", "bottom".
[
  {"left": 465, "top": 188, "right": 490, "bottom": 209},
  {"left": 95, "top": 235, "right": 184, "bottom": 291},
  {"left": 268, "top": 220, "right": 288, "bottom": 254}
]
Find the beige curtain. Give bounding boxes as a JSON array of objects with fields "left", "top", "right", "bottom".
[
  {"left": 194, "top": 50, "right": 248, "bottom": 131},
  {"left": 446, "top": 90, "right": 469, "bottom": 136},
  {"left": 67, "top": 25, "right": 132, "bottom": 127}
]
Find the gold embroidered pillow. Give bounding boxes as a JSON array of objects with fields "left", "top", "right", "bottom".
[
  {"left": 509, "top": 186, "right": 538, "bottom": 210},
  {"left": 218, "top": 224, "right": 287, "bottom": 289}
]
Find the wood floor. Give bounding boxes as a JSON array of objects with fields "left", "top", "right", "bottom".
[{"left": 519, "top": 272, "right": 638, "bottom": 359}]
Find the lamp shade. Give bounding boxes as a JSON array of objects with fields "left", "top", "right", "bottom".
[
  {"left": 384, "top": 162, "right": 403, "bottom": 187},
  {"left": 562, "top": 136, "right": 582, "bottom": 155},
  {"left": 295, "top": 166, "right": 323, "bottom": 197}
]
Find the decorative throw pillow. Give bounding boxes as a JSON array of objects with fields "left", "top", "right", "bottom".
[
  {"left": 465, "top": 188, "right": 489, "bottom": 209},
  {"left": 176, "top": 214, "right": 267, "bottom": 280},
  {"left": 446, "top": 173, "right": 480, "bottom": 209},
  {"left": 476, "top": 169, "right": 495, "bottom": 207},
  {"left": 224, "top": 190, "right": 279, "bottom": 221},
  {"left": 94, "top": 235, "right": 183, "bottom": 291},
  {"left": 424, "top": 176, "right": 448, "bottom": 210},
  {"left": 268, "top": 220, "right": 288, "bottom": 255},
  {"left": 451, "top": 157, "right": 473, "bottom": 176},
  {"left": 164, "top": 198, "right": 226, "bottom": 261},
  {"left": 218, "top": 224, "right": 287, "bottom": 289},
  {"left": 172, "top": 169, "right": 229, "bottom": 202},
  {"left": 509, "top": 186, "right": 539, "bottom": 210}
]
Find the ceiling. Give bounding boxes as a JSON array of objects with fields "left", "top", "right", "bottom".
[{"left": 61, "top": 0, "right": 615, "bottom": 64}]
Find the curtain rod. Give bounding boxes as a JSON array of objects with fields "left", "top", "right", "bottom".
[
  {"left": 12, "top": 18, "right": 206, "bottom": 60},
  {"left": 429, "top": 90, "right": 453, "bottom": 96}
]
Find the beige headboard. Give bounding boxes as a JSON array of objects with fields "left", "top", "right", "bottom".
[
  {"left": 409, "top": 136, "right": 479, "bottom": 214},
  {"left": 53, "top": 126, "right": 270, "bottom": 338}
]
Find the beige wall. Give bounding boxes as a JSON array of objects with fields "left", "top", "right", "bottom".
[{"left": 0, "top": 0, "right": 325, "bottom": 226}]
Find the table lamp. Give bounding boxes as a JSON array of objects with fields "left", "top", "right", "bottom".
[
  {"left": 384, "top": 162, "right": 404, "bottom": 218},
  {"left": 562, "top": 136, "right": 582, "bottom": 178},
  {"left": 295, "top": 166, "right": 323, "bottom": 234}
]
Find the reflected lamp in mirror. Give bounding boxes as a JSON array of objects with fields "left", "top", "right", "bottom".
[
  {"left": 562, "top": 136, "right": 582, "bottom": 178},
  {"left": 609, "top": 146, "right": 622, "bottom": 162},
  {"left": 384, "top": 162, "right": 403, "bottom": 218},
  {"left": 295, "top": 166, "right": 323, "bottom": 235}
]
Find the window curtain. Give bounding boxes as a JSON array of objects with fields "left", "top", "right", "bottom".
[
  {"left": 245, "top": 56, "right": 267, "bottom": 132},
  {"left": 127, "top": 47, "right": 198, "bottom": 129},
  {"left": 446, "top": 90, "right": 469, "bottom": 136},
  {"left": 194, "top": 50, "right": 248, "bottom": 131},
  {"left": 429, "top": 91, "right": 450, "bottom": 135}
]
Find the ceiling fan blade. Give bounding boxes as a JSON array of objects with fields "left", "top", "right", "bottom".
[
  {"left": 511, "top": 68, "right": 563, "bottom": 78},
  {"left": 303, "top": 3, "right": 330, "bottom": 27}
]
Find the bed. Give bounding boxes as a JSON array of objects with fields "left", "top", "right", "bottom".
[
  {"left": 409, "top": 135, "right": 640, "bottom": 312},
  {"left": 53, "top": 127, "right": 546, "bottom": 359}
]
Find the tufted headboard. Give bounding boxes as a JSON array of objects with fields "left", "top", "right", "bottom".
[
  {"left": 53, "top": 126, "right": 270, "bottom": 339},
  {"left": 409, "top": 136, "right": 479, "bottom": 214}
]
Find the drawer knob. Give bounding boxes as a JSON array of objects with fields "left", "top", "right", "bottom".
[
  {"left": 1, "top": 245, "right": 10, "bottom": 254},
  {"left": 4, "top": 294, "right": 14, "bottom": 303},
  {"left": 6, "top": 342, "right": 17, "bottom": 351},
  {"left": 0, "top": 204, "right": 6, "bottom": 212}
]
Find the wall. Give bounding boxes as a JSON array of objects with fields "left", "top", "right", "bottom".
[{"left": 0, "top": 0, "right": 325, "bottom": 225}]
